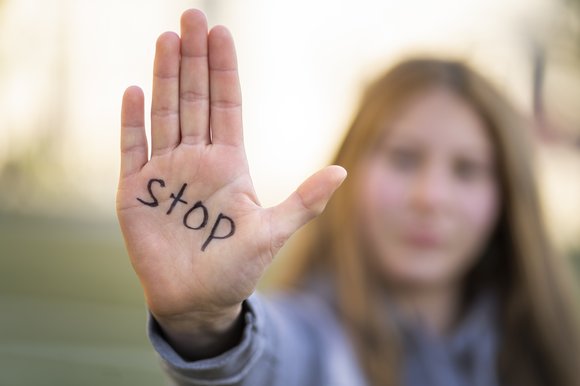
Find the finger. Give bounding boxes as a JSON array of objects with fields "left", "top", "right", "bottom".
[
  {"left": 268, "top": 166, "right": 347, "bottom": 249},
  {"left": 179, "top": 9, "right": 210, "bottom": 146},
  {"left": 120, "top": 86, "right": 148, "bottom": 178},
  {"left": 208, "top": 26, "right": 243, "bottom": 147},
  {"left": 151, "top": 32, "right": 181, "bottom": 156}
]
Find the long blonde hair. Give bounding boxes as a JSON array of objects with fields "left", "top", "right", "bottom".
[{"left": 276, "top": 58, "right": 580, "bottom": 386}]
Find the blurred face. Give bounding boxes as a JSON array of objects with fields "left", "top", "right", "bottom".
[{"left": 356, "top": 88, "right": 500, "bottom": 290}]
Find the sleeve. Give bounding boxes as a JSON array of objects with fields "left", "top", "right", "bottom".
[{"left": 146, "top": 292, "right": 323, "bottom": 386}]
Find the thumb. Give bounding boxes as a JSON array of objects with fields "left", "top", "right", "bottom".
[{"left": 267, "top": 165, "right": 347, "bottom": 251}]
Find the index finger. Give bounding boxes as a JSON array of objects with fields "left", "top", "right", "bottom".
[{"left": 208, "top": 26, "right": 243, "bottom": 147}]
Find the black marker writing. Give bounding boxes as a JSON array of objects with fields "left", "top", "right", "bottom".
[
  {"left": 137, "top": 178, "right": 165, "bottom": 207},
  {"left": 136, "top": 178, "right": 236, "bottom": 251},
  {"left": 183, "top": 201, "right": 209, "bottom": 230},
  {"left": 167, "top": 183, "right": 188, "bottom": 215},
  {"left": 202, "top": 213, "right": 235, "bottom": 251}
]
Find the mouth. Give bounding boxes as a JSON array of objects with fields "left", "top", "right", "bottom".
[{"left": 403, "top": 231, "right": 445, "bottom": 248}]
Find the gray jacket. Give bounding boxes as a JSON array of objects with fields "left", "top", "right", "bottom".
[{"left": 148, "top": 288, "right": 500, "bottom": 386}]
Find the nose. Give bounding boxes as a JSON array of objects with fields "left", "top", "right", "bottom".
[{"left": 411, "top": 163, "right": 451, "bottom": 213}]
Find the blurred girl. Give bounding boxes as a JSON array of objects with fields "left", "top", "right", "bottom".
[{"left": 117, "top": 9, "right": 580, "bottom": 386}]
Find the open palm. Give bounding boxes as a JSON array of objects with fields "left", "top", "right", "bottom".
[{"left": 116, "top": 10, "right": 346, "bottom": 324}]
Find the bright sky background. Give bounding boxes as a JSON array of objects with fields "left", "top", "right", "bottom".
[{"left": 0, "top": 0, "right": 578, "bottom": 246}]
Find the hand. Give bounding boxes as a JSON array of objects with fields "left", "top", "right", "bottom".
[{"left": 116, "top": 9, "right": 346, "bottom": 330}]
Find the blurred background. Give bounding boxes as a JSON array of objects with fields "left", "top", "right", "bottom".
[{"left": 1, "top": 0, "right": 579, "bottom": 384}]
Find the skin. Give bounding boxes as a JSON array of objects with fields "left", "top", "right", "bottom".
[
  {"left": 116, "top": 9, "right": 346, "bottom": 360},
  {"left": 118, "top": 7, "right": 498, "bottom": 358},
  {"left": 356, "top": 89, "right": 500, "bottom": 336}
]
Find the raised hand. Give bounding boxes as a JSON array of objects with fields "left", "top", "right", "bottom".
[{"left": 116, "top": 9, "right": 346, "bottom": 357}]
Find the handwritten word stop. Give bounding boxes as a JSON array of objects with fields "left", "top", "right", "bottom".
[{"left": 136, "top": 178, "right": 235, "bottom": 251}]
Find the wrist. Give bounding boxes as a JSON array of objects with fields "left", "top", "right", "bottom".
[
  {"left": 154, "top": 303, "right": 243, "bottom": 335},
  {"left": 152, "top": 303, "right": 245, "bottom": 361}
]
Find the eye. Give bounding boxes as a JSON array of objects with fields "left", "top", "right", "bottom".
[
  {"left": 454, "top": 158, "right": 486, "bottom": 181},
  {"left": 387, "top": 147, "right": 421, "bottom": 171}
]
